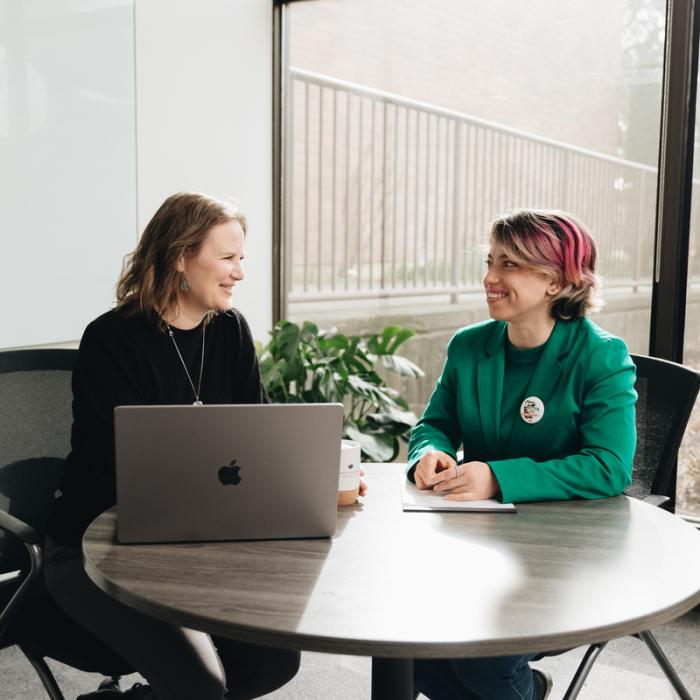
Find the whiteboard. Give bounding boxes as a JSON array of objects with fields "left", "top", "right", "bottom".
[{"left": 0, "top": 0, "right": 137, "bottom": 348}]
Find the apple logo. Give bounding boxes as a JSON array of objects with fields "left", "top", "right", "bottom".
[{"left": 218, "top": 459, "right": 242, "bottom": 486}]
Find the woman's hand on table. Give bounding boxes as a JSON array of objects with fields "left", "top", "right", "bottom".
[
  {"left": 414, "top": 450, "right": 457, "bottom": 489},
  {"left": 429, "top": 460, "right": 500, "bottom": 501},
  {"left": 359, "top": 466, "right": 368, "bottom": 497}
]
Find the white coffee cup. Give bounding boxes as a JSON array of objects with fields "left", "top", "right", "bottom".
[{"left": 338, "top": 439, "right": 361, "bottom": 506}]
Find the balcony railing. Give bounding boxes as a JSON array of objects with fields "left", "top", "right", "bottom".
[{"left": 284, "top": 68, "right": 700, "bottom": 304}]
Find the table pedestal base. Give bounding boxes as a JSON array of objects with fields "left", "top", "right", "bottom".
[{"left": 372, "top": 657, "right": 414, "bottom": 699}]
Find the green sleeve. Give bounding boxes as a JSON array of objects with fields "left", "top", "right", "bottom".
[
  {"left": 406, "top": 338, "right": 462, "bottom": 479},
  {"left": 489, "top": 338, "right": 636, "bottom": 502}
]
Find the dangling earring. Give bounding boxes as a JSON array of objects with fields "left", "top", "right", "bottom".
[{"left": 180, "top": 276, "right": 191, "bottom": 293}]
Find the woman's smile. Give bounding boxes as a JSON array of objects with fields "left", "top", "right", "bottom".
[
  {"left": 486, "top": 289, "right": 509, "bottom": 303},
  {"left": 482, "top": 242, "right": 559, "bottom": 330},
  {"left": 177, "top": 219, "right": 246, "bottom": 322}
]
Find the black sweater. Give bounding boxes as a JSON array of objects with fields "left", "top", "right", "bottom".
[{"left": 47, "top": 307, "right": 267, "bottom": 546}]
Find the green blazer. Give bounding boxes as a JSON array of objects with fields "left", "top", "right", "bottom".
[{"left": 407, "top": 318, "right": 637, "bottom": 503}]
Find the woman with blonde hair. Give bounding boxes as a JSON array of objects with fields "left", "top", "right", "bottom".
[
  {"left": 45, "top": 192, "right": 299, "bottom": 699},
  {"left": 409, "top": 209, "right": 637, "bottom": 700}
]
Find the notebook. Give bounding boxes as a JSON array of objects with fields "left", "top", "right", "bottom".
[
  {"left": 400, "top": 474, "right": 516, "bottom": 512},
  {"left": 114, "top": 403, "right": 343, "bottom": 543}
]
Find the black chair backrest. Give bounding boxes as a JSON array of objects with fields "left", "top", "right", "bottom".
[
  {"left": 627, "top": 354, "right": 700, "bottom": 503},
  {"left": 0, "top": 350, "right": 134, "bottom": 677},
  {"left": 0, "top": 350, "right": 76, "bottom": 468},
  {"left": 0, "top": 350, "right": 76, "bottom": 582},
  {"left": 0, "top": 349, "right": 76, "bottom": 529}
]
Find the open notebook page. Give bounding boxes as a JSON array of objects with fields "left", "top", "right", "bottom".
[{"left": 400, "top": 475, "right": 516, "bottom": 512}]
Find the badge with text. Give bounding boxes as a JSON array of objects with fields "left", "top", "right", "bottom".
[{"left": 520, "top": 396, "right": 545, "bottom": 424}]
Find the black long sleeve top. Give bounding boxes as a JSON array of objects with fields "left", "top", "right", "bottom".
[{"left": 47, "top": 307, "right": 268, "bottom": 546}]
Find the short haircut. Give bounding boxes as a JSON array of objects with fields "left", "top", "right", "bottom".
[
  {"left": 490, "top": 209, "right": 600, "bottom": 320},
  {"left": 116, "top": 192, "right": 247, "bottom": 328}
]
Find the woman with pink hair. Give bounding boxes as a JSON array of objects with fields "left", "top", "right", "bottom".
[{"left": 408, "top": 209, "right": 637, "bottom": 700}]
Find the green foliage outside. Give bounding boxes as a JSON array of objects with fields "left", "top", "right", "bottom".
[{"left": 258, "top": 321, "right": 424, "bottom": 462}]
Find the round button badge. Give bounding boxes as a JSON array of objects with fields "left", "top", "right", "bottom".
[{"left": 520, "top": 396, "right": 545, "bottom": 424}]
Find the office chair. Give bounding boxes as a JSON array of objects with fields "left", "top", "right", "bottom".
[
  {"left": 538, "top": 352, "right": 700, "bottom": 700},
  {"left": 0, "top": 349, "right": 132, "bottom": 700}
]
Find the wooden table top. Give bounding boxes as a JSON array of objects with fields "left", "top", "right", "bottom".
[{"left": 83, "top": 463, "right": 700, "bottom": 658}]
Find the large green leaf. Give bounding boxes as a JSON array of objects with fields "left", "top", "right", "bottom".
[
  {"left": 300, "top": 320, "right": 319, "bottom": 339},
  {"left": 382, "top": 385, "right": 402, "bottom": 401},
  {"left": 367, "top": 406, "right": 417, "bottom": 427},
  {"left": 345, "top": 425, "right": 396, "bottom": 462},
  {"left": 350, "top": 338, "right": 373, "bottom": 365},
  {"left": 347, "top": 375, "right": 398, "bottom": 408},
  {"left": 367, "top": 325, "right": 415, "bottom": 355},
  {"left": 384, "top": 326, "right": 415, "bottom": 355},
  {"left": 271, "top": 321, "right": 301, "bottom": 364},
  {"left": 380, "top": 354, "right": 425, "bottom": 378},
  {"left": 260, "top": 356, "right": 286, "bottom": 384},
  {"left": 320, "top": 333, "right": 348, "bottom": 351},
  {"left": 364, "top": 415, "right": 414, "bottom": 437},
  {"left": 312, "top": 366, "right": 345, "bottom": 403}
]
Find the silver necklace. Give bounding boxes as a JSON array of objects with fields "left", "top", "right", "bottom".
[{"left": 167, "top": 324, "right": 206, "bottom": 406}]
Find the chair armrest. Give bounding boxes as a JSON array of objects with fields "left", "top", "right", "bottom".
[
  {"left": 0, "top": 510, "right": 41, "bottom": 544},
  {"left": 642, "top": 494, "right": 671, "bottom": 509},
  {"left": 0, "top": 570, "right": 22, "bottom": 586}
]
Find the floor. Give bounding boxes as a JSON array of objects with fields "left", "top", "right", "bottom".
[{"left": 3, "top": 609, "right": 699, "bottom": 699}]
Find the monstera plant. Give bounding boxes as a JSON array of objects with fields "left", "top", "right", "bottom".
[{"left": 258, "top": 321, "right": 424, "bottom": 462}]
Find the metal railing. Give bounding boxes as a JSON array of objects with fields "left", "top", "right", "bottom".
[{"left": 284, "top": 68, "right": 700, "bottom": 303}]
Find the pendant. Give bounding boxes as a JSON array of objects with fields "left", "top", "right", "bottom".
[{"left": 193, "top": 400, "right": 204, "bottom": 406}]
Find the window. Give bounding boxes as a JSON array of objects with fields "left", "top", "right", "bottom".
[
  {"left": 280, "top": 1, "right": 700, "bottom": 506},
  {"left": 679, "top": 89, "right": 700, "bottom": 518},
  {"left": 283, "top": 1, "right": 664, "bottom": 361}
]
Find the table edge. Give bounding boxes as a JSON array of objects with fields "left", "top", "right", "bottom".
[{"left": 82, "top": 546, "right": 700, "bottom": 658}]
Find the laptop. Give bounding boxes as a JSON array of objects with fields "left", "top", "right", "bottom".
[{"left": 114, "top": 403, "right": 343, "bottom": 544}]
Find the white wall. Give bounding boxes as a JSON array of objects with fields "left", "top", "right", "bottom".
[
  {"left": 135, "top": 0, "right": 273, "bottom": 342},
  {"left": 0, "top": 0, "right": 137, "bottom": 348},
  {"left": 1, "top": 0, "right": 274, "bottom": 348}
]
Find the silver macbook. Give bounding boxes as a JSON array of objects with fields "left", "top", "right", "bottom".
[{"left": 114, "top": 403, "right": 343, "bottom": 544}]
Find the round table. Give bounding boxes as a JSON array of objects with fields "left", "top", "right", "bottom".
[{"left": 83, "top": 463, "right": 700, "bottom": 699}]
